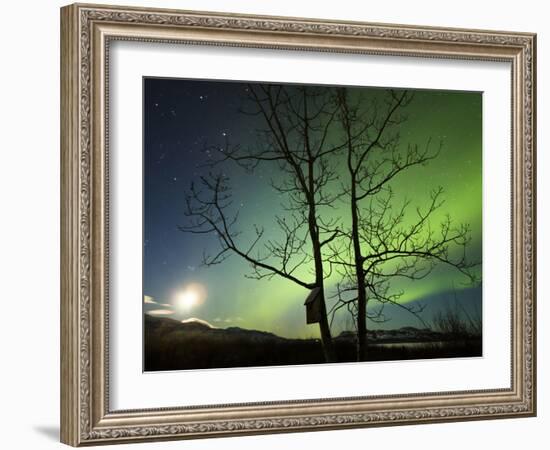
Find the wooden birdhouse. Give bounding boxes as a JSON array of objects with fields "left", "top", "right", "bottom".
[{"left": 304, "top": 287, "right": 322, "bottom": 324}]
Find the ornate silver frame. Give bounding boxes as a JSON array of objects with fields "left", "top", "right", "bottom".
[{"left": 60, "top": 3, "right": 536, "bottom": 446}]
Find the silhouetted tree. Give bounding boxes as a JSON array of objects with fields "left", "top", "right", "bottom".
[
  {"left": 431, "top": 285, "right": 482, "bottom": 338},
  {"left": 328, "top": 88, "right": 479, "bottom": 361},
  {"left": 180, "top": 84, "right": 479, "bottom": 364},
  {"left": 180, "top": 84, "right": 346, "bottom": 362}
]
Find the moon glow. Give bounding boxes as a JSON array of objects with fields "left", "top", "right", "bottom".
[{"left": 175, "top": 283, "right": 207, "bottom": 311}]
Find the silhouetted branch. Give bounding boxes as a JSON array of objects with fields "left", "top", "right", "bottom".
[{"left": 180, "top": 173, "right": 314, "bottom": 289}]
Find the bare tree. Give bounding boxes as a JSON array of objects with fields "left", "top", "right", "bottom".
[
  {"left": 179, "top": 84, "right": 346, "bottom": 362},
  {"left": 328, "top": 88, "right": 479, "bottom": 361},
  {"left": 431, "top": 285, "right": 482, "bottom": 338}
]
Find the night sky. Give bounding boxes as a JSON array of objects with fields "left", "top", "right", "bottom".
[{"left": 143, "top": 78, "right": 482, "bottom": 338}]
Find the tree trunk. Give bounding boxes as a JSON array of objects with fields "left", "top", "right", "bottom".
[
  {"left": 310, "top": 217, "right": 336, "bottom": 363},
  {"left": 317, "top": 289, "right": 337, "bottom": 363},
  {"left": 303, "top": 93, "right": 337, "bottom": 364},
  {"left": 351, "top": 183, "right": 368, "bottom": 361},
  {"left": 356, "top": 287, "right": 368, "bottom": 361}
]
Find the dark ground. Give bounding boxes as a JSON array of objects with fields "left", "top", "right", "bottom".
[{"left": 144, "top": 315, "right": 482, "bottom": 372}]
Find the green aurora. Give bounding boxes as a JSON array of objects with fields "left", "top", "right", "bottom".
[{"left": 144, "top": 80, "right": 482, "bottom": 338}]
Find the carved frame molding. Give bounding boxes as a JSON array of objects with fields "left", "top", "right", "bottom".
[{"left": 60, "top": 3, "right": 536, "bottom": 446}]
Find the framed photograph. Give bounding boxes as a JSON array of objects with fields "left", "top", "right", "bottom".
[{"left": 60, "top": 3, "right": 536, "bottom": 446}]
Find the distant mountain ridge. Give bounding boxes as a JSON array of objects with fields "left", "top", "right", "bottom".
[
  {"left": 146, "top": 315, "right": 456, "bottom": 344},
  {"left": 147, "top": 315, "right": 305, "bottom": 343}
]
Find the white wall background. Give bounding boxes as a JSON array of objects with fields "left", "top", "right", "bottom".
[{"left": 0, "top": 0, "right": 546, "bottom": 449}]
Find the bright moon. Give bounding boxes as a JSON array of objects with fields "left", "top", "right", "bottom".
[
  {"left": 178, "top": 290, "right": 199, "bottom": 309},
  {"left": 175, "top": 283, "right": 206, "bottom": 311}
]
